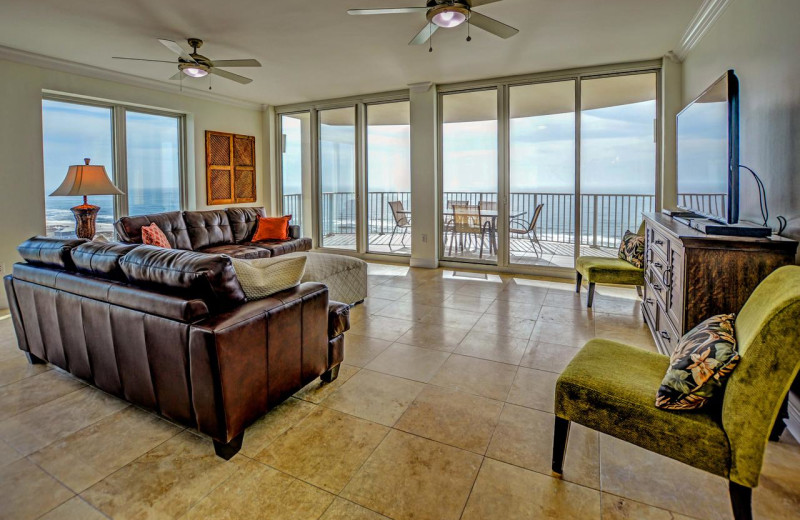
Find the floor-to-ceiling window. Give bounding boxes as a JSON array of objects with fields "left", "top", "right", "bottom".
[
  {"left": 319, "top": 107, "right": 357, "bottom": 249},
  {"left": 42, "top": 100, "right": 116, "bottom": 239},
  {"left": 508, "top": 80, "right": 576, "bottom": 267},
  {"left": 42, "top": 98, "right": 185, "bottom": 240},
  {"left": 440, "top": 89, "right": 498, "bottom": 265},
  {"left": 366, "top": 101, "right": 411, "bottom": 255},
  {"left": 280, "top": 112, "right": 311, "bottom": 235},
  {"left": 580, "top": 73, "right": 657, "bottom": 257}
]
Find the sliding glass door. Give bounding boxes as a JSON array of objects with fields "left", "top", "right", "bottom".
[
  {"left": 280, "top": 112, "right": 311, "bottom": 235},
  {"left": 440, "top": 89, "right": 498, "bottom": 265},
  {"left": 366, "top": 101, "right": 411, "bottom": 255},
  {"left": 580, "top": 73, "right": 657, "bottom": 257},
  {"left": 319, "top": 107, "right": 356, "bottom": 250}
]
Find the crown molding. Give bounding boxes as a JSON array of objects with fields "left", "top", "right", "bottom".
[
  {"left": 0, "top": 44, "right": 264, "bottom": 111},
  {"left": 672, "top": 0, "right": 733, "bottom": 62}
]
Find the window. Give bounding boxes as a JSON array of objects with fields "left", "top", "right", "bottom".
[
  {"left": 280, "top": 112, "right": 311, "bottom": 235},
  {"left": 42, "top": 98, "right": 184, "bottom": 240}
]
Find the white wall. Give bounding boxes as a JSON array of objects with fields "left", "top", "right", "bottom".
[
  {"left": 0, "top": 58, "right": 269, "bottom": 307},
  {"left": 681, "top": 0, "right": 800, "bottom": 231}
]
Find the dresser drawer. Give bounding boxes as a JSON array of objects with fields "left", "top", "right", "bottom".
[
  {"left": 647, "top": 225, "right": 670, "bottom": 260},
  {"left": 647, "top": 247, "right": 668, "bottom": 280},
  {"left": 656, "top": 304, "right": 681, "bottom": 356},
  {"left": 642, "top": 282, "right": 658, "bottom": 319},
  {"left": 646, "top": 266, "right": 668, "bottom": 307}
]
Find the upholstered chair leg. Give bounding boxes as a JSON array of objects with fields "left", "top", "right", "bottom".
[
  {"left": 552, "top": 416, "right": 571, "bottom": 476},
  {"left": 575, "top": 272, "right": 582, "bottom": 293},
  {"left": 587, "top": 283, "right": 596, "bottom": 307},
  {"left": 321, "top": 364, "right": 340, "bottom": 383},
  {"left": 728, "top": 481, "right": 753, "bottom": 520},
  {"left": 213, "top": 432, "right": 244, "bottom": 460},
  {"left": 24, "top": 352, "right": 45, "bottom": 365}
]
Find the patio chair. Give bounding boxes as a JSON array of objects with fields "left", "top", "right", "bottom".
[
  {"left": 552, "top": 265, "right": 800, "bottom": 520},
  {"left": 387, "top": 200, "right": 411, "bottom": 251},
  {"left": 479, "top": 201, "right": 498, "bottom": 256},
  {"left": 509, "top": 203, "right": 544, "bottom": 257},
  {"left": 575, "top": 221, "right": 645, "bottom": 307},
  {"left": 448, "top": 204, "right": 485, "bottom": 257},
  {"left": 443, "top": 200, "right": 468, "bottom": 249}
]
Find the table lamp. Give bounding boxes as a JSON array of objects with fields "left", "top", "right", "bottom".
[{"left": 50, "top": 158, "right": 125, "bottom": 239}]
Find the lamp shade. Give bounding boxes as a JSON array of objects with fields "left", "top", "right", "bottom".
[{"left": 50, "top": 158, "right": 124, "bottom": 197}]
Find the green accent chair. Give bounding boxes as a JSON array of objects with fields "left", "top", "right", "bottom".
[
  {"left": 575, "top": 221, "right": 645, "bottom": 307},
  {"left": 552, "top": 265, "right": 800, "bottom": 520}
]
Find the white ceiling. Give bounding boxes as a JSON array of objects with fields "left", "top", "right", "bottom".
[{"left": 0, "top": 0, "right": 700, "bottom": 107}]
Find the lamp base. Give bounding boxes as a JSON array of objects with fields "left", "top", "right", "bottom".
[{"left": 70, "top": 204, "right": 100, "bottom": 239}]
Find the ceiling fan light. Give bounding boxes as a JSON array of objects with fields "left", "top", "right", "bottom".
[
  {"left": 430, "top": 7, "right": 468, "bottom": 28},
  {"left": 183, "top": 66, "right": 208, "bottom": 78}
]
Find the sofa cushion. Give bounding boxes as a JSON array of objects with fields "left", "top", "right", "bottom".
[
  {"left": 115, "top": 211, "right": 192, "bottom": 250},
  {"left": 142, "top": 223, "right": 172, "bottom": 248},
  {"left": 185, "top": 210, "right": 234, "bottom": 250},
  {"left": 199, "top": 244, "right": 272, "bottom": 260},
  {"left": 252, "top": 215, "right": 291, "bottom": 242},
  {"left": 618, "top": 230, "right": 645, "bottom": 268},
  {"left": 575, "top": 256, "right": 644, "bottom": 286},
  {"left": 18, "top": 236, "right": 87, "bottom": 270},
  {"left": 226, "top": 207, "right": 266, "bottom": 243},
  {"left": 246, "top": 238, "right": 312, "bottom": 257},
  {"left": 71, "top": 241, "right": 140, "bottom": 281},
  {"left": 119, "top": 245, "right": 246, "bottom": 310},
  {"left": 231, "top": 255, "right": 307, "bottom": 300}
]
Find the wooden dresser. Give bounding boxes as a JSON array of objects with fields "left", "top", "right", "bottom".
[{"left": 642, "top": 213, "right": 798, "bottom": 356}]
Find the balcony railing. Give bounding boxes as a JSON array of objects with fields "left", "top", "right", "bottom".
[{"left": 283, "top": 191, "right": 726, "bottom": 249}]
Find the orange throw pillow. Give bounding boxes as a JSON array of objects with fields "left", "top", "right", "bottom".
[
  {"left": 141, "top": 223, "right": 171, "bottom": 248},
  {"left": 252, "top": 215, "right": 292, "bottom": 242}
]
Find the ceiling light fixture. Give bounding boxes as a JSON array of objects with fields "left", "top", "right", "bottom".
[
  {"left": 179, "top": 62, "right": 209, "bottom": 78},
  {"left": 428, "top": 5, "right": 469, "bottom": 28}
]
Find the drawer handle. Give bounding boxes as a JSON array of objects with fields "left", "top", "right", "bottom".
[
  {"left": 655, "top": 239, "right": 664, "bottom": 245},
  {"left": 662, "top": 267, "right": 673, "bottom": 288},
  {"left": 660, "top": 330, "right": 671, "bottom": 340},
  {"left": 646, "top": 298, "right": 654, "bottom": 304},
  {"left": 653, "top": 262, "right": 663, "bottom": 269},
  {"left": 653, "top": 283, "right": 663, "bottom": 291}
]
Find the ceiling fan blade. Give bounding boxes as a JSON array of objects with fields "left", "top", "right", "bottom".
[
  {"left": 468, "top": 0, "right": 502, "bottom": 6},
  {"left": 348, "top": 7, "right": 428, "bottom": 15},
  {"left": 113, "top": 57, "right": 176, "bottom": 63},
  {"left": 168, "top": 72, "right": 183, "bottom": 80},
  {"left": 210, "top": 59, "right": 262, "bottom": 68},
  {"left": 409, "top": 23, "right": 438, "bottom": 45},
  {"left": 209, "top": 67, "right": 252, "bottom": 85},
  {"left": 468, "top": 11, "right": 519, "bottom": 39},
  {"left": 158, "top": 38, "right": 197, "bottom": 63}
]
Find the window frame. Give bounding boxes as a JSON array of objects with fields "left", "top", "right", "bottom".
[{"left": 42, "top": 93, "right": 188, "bottom": 228}]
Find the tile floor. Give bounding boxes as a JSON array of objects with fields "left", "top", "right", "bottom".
[{"left": 0, "top": 262, "right": 799, "bottom": 520}]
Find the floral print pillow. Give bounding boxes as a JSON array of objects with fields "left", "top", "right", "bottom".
[
  {"left": 617, "top": 231, "right": 645, "bottom": 269},
  {"left": 656, "top": 314, "right": 739, "bottom": 410}
]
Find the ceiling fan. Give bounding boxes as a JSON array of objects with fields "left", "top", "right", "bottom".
[
  {"left": 348, "top": 0, "right": 519, "bottom": 46},
  {"left": 113, "top": 38, "right": 261, "bottom": 85}
]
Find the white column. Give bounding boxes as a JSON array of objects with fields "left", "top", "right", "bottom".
[
  {"left": 661, "top": 55, "right": 683, "bottom": 210},
  {"left": 409, "top": 83, "right": 438, "bottom": 268}
]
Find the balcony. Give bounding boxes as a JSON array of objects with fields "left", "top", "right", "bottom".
[{"left": 284, "top": 192, "right": 725, "bottom": 267}]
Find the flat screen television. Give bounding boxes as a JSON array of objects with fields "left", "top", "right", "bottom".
[{"left": 676, "top": 69, "right": 739, "bottom": 224}]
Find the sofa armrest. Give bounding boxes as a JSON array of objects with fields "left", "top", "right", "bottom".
[
  {"left": 188, "top": 282, "right": 330, "bottom": 443},
  {"left": 288, "top": 225, "right": 301, "bottom": 240},
  {"left": 328, "top": 301, "right": 350, "bottom": 338}
]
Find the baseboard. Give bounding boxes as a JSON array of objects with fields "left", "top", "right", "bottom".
[{"left": 410, "top": 258, "right": 438, "bottom": 269}]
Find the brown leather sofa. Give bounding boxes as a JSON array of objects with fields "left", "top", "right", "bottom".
[
  {"left": 115, "top": 206, "right": 311, "bottom": 259},
  {"left": 3, "top": 237, "right": 349, "bottom": 459}
]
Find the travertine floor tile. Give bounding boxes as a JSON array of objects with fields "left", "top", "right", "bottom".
[
  {"left": 341, "top": 430, "right": 482, "bottom": 520},
  {"left": 543, "top": 290, "right": 588, "bottom": 311},
  {"left": 394, "top": 385, "right": 503, "bottom": 453},
  {"left": 321, "top": 369, "right": 424, "bottom": 426},
  {"left": 485, "top": 404, "right": 600, "bottom": 489},
  {"left": 38, "top": 496, "right": 108, "bottom": 520},
  {"left": 395, "top": 322, "right": 471, "bottom": 351},
  {"left": 441, "top": 294, "right": 495, "bottom": 313},
  {"left": 256, "top": 407, "right": 388, "bottom": 493},
  {"left": 0, "top": 458, "right": 74, "bottom": 520},
  {"left": 185, "top": 459, "right": 334, "bottom": 520},
  {"left": 364, "top": 344, "right": 450, "bottom": 383},
  {"left": 506, "top": 367, "right": 559, "bottom": 412},
  {"left": 0, "top": 386, "right": 128, "bottom": 455},
  {"left": 537, "top": 305, "right": 595, "bottom": 325},
  {"left": 752, "top": 439, "right": 800, "bottom": 520},
  {"left": 81, "top": 430, "right": 242, "bottom": 520},
  {"left": 339, "top": 334, "right": 392, "bottom": 367},
  {"left": 293, "top": 364, "right": 359, "bottom": 404},
  {"left": 239, "top": 397, "right": 317, "bottom": 457},
  {"left": 348, "top": 316, "right": 414, "bottom": 342},
  {"left": 454, "top": 331, "right": 529, "bottom": 365},
  {"left": 29, "top": 406, "right": 183, "bottom": 492},
  {"left": 530, "top": 319, "right": 595, "bottom": 348},
  {"left": 319, "top": 498, "right": 392, "bottom": 519},
  {"left": 461, "top": 458, "right": 601, "bottom": 520},
  {"left": 419, "top": 306, "right": 484, "bottom": 329},
  {"left": 520, "top": 341, "right": 580, "bottom": 373},
  {"left": 430, "top": 354, "right": 517, "bottom": 401},
  {"left": 485, "top": 299, "right": 541, "bottom": 320},
  {"left": 601, "top": 493, "right": 694, "bottom": 519},
  {"left": 348, "top": 298, "right": 393, "bottom": 324},
  {"left": 373, "top": 301, "right": 438, "bottom": 322},
  {"left": 0, "top": 355, "right": 50, "bottom": 387},
  {"left": 473, "top": 313, "right": 537, "bottom": 340},
  {"left": 495, "top": 284, "right": 549, "bottom": 304},
  {"left": 0, "top": 368, "right": 84, "bottom": 421},
  {"left": 367, "top": 285, "right": 410, "bottom": 301},
  {"left": 0, "top": 437, "right": 22, "bottom": 468}
]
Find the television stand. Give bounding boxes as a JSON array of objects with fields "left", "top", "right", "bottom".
[{"left": 685, "top": 218, "right": 772, "bottom": 238}]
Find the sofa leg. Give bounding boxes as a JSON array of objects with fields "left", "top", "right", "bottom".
[
  {"left": 321, "top": 364, "right": 340, "bottom": 383},
  {"left": 24, "top": 352, "right": 45, "bottom": 365},
  {"left": 213, "top": 432, "right": 244, "bottom": 461},
  {"left": 552, "top": 416, "right": 571, "bottom": 476},
  {"left": 587, "top": 283, "right": 596, "bottom": 308},
  {"left": 729, "top": 481, "right": 753, "bottom": 520},
  {"left": 575, "top": 272, "right": 582, "bottom": 293}
]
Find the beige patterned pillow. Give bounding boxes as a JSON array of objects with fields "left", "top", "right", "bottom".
[{"left": 231, "top": 255, "right": 307, "bottom": 300}]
